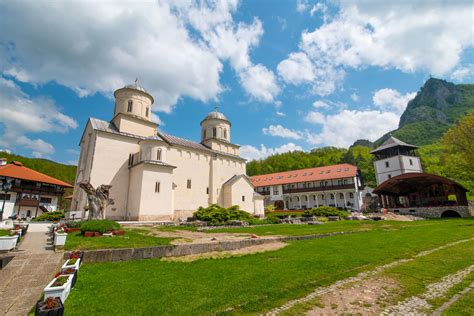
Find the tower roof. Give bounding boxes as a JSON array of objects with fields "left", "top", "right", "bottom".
[
  {"left": 200, "top": 105, "right": 231, "bottom": 126},
  {"left": 114, "top": 78, "right": 154, "bottom": 103},
  {"left": 370, "top": 136, "right": 418, "bottom": 154}
]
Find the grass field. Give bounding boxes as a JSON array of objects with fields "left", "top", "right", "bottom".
[
  {"left": 442, "top": 287, "right": 474, "bottom": 315},
  {"left": 64, "top": 229, "right": 174, "bottom": 250},
  {"left": 64, "top": 219, "right": 474, "bottom": 315}
]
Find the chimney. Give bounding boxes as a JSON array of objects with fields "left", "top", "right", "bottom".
[{"left": 0, "top": 158, "right": 6, "bottom": 166}]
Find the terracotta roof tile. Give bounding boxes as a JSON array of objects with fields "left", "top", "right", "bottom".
[
  {"left": 250, "top": 163, "right": 358, "bottom": 187},
  {"left": 0, "top": 161, "right": 72, "bottom": 187}
]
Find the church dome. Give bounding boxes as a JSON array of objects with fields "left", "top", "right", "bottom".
[
  {"left": 123, "top": 81, "right": 149, "bottom": 94},
  {"left": 201, "top": 110, "right": 230, "bottom": 125}
]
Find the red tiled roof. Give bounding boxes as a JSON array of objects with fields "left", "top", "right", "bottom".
[
  {"left": 250, "top": 163, "right": 358, "bottom": 187},
  {"left": 0, "top": 161, "right": 73, "bottom": 187}
]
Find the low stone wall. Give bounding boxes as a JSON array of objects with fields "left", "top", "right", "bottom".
[
  {"left": 392, "top": 205, "right": 471, "bottom": 218},
  {"left": 64, "top": 231, "right": 360, "bottom": 263}
]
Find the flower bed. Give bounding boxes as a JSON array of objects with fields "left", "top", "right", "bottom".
[
  {"left": 35, "top": 297, "right": 64, "bottom": 316},
  {"left": 43, "top": 274, "right": 73, "bottom": 303},
  {"left": 62, "top": 257, "right": 81, "bottom": 271}
]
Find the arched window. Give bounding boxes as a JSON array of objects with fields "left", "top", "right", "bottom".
[
  {"left": 339, "top": 193, "right": 344, "bottom": 199},
  {"left": 127, "top": 100, "right": 133, "bottom": 112},
  {"left": 203, "top": 129, "right": 206, "bottom": 139},
  {"left": 146, "top": 107, "right": 149, "bottom": 117},
  {"left": 213, "top": 127, "right": 217, "bottom": 137},
  {"left": 224, "top": 129, "right": 227, "bottom": 139},
  {"left": 156, "top": 149, "right": 162, "bottom": 161}
]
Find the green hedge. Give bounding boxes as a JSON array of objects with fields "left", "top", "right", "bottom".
[
  {"left": 33, "top": 211, "right": 65, "bottom": 222},
  {"left": 80, "top": 220, "right": 121, "bottom": 234},
  {"left": 194, "top": 204, "right": 254, "bottom": 225},
  {"left": 303, "top": 206, "right": 349, "bottom": 218}
]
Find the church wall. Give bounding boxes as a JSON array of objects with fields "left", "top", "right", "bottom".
[
  {"left": 135, "top": 164, "right": 174, "bottom": 221},
  {"left": 114, "top": 89, "right": 153, "bottom": 120},
  {"left": 400, "top": 156, "right": 422, "bottom": 173},
  {"left": 211, "top": 156, "right": 246, "bottom": 205},
  {"left": 166, "top": 147, "right": 212, "bottom": 215},
  {"left": 112, "top": 114, "right": 156, "bottom": 137},
  {"left": 89, "top": 133, "right": 140, "bottom": 220},
  {"left": 223, "top": 177, "right": 255, "bottom": 213}
]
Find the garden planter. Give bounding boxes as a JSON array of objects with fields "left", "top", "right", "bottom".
[
  {"left": 62, "top": 257, "right": 81, "bottom": 271},
  {"left": 43, "top": 275, "right": 73, "bottom": 303},
  {"left": 35, "top": 297, "right": 64, "bottom": 316},
  {"left": 60, "top": 268, "right": 78, "bottom": 288},
  {"left": 0, "top": 235, "right": 18, "bottom": 251},
  {"left": 84, "top": 231, "right": 94, "bottom": 237},
  {"left": 94, "top": 232, "right": 101, "bottom": 237},
  {"left": 68, "top": 251, "right": 84, "bottom": 265},
  {"left": 65, "top": 228, "right": 81, "bottom": 233},
  {"left": 54, "top": 232, "right": 68, "bottom": 247},
  {"left": 113, "top": 230, "right": 125, "bottom": 236}
]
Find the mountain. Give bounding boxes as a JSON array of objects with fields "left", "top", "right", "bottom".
[
  {"left": 0, "top": 151, "right": 77, "bottom": 185},
  {"left": 375, "top": 78, "right": 474, "bottom": 146}
]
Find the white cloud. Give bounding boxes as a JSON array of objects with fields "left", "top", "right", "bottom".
[
  {"left": 0, "top": 0, "right": 278, "bottom": 112},
  {"left": 276, "top": 111, "right": 286, "bottom": 117},
  {"left": 239, "top": 64, "right": 280, "bottom": 102},
  {"left": 262, "top": 125, "right": 303, "bottom": 140},
  {"left": 277, "top": 52, "right": 315, "bottom": 85},
  {"left": 279, "top": 1, "right": 473, "bottom": 96},
  {"left": 373, "top": 88, "right": 416, "bottom": 114},
  {"left": 350, "top": 93, "right": 359, "bottom": 102},
  {"left": 0, "top": 78, "right": 77, "bottom": 157},
  {"left": 305, "top": 109, "right": 400, "bottom": 147},
  {"left": 312, "top": 100, "right": 329, "bottom": 108},
  {"left": 304, "top": 111, "right": 326, "bottom": 125},
  {"left": 451, "top": 65, "right": 474, "bottom": 81},
  {"left": 240, "top": 143, "right": 304, "bottom": 160},
  {"left": 296, "top": 0, "right": 309, "bottom": 13}
]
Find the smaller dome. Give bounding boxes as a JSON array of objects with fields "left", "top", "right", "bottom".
[
  {"left": 123, "top": 82, "right": 149, "bottom": 94},
  {"left": 203, "top": 111, "right": 229, "bottom": 122}
]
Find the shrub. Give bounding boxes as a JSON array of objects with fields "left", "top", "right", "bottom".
[
  {"left": 193, "top": 204, "right": 253, "bottom": 225},
  {"left": 33, "top": 211, "right": 65, "bottom": 222},
  {"left": 64, "top": 220, "right": 83, "bottom": 228},
  {"left": 303, "top": 206, "right": 349, "bottom": 218},
  {"left": 80, "top": 220, "right": 120, "bottom": 234}
]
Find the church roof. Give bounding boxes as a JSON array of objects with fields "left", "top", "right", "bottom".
[
  {"left": 200, "top": 110, "right": 231, "bottom": 126},
  {"left": 0, "top": 161, "right": 72, "bottom": 187},
  {"left": 370, "top": 136, "right": 418, "bottom": 154},
  {"left": 87, "top": 118, "right": 245, "bottom": 161},
  {"left": 250, "top": 163, "right": 358, "bottom": 187}
]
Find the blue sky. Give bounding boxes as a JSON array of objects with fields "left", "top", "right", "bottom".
[{"left": 0, "top": 0, "right": 472, "bottom": 165}]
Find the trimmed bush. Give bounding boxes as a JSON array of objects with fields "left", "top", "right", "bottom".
[
  {"left": 193, "top": 204, "right": 253, "bottom": 225},
  {"left": 303, "top": 206, "right": 349, "bottom": 218},
  {"left": 80, "top": 220, "right": 120, "bottom": 234},
  {"left": 64, "top": 220, "right": 83, "bottom": 228},
  {"left": 33, "top": 211, "right": 65, "bottom": 222}
]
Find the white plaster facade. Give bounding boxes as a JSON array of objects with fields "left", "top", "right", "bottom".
[{"left": 70, "top": 83, "right": 263, "bottom": 221}]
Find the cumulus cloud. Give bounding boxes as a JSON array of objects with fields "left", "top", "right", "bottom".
[
  {"left": 240, "top": 143, "right": 304, "bottom": 160},
  {"left": 451, "top": 65, "right": 474, "bottom": 81},
  {"left": 262, "top": 125, "right": 303, "bottom": 140},
  {"left": 304, "top": 111, "right": 326, "bottom": 125},
  {"left": 312, "top": 100, "right": 330, "bottom": 109},
  {"left": 350, "top": 93, "right": 359, "bottom": 102},
  {"left": 305, "top": 109, "right": 400, "bottom": 147},
  {"left": 279, "top": 1, "right": 473, "bottom": 96},
  {"left": 373, "top": 88, "right": 416, "bottom": 114},
  {"left": 276, "top": 111, "right": 286, "bottom": 117},
  {"left": 0, "top": 78, "right": 77, "bottom": 157},
  {"left": 0, "top": 0, "right": 279, "bottom": 112},
  {"left": 277, "top": 52, "right": 315, "bottom": 85}
]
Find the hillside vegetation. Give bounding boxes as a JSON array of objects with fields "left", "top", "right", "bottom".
[{"left": 0, "top": 151, "right": 76, "bottom": 184}]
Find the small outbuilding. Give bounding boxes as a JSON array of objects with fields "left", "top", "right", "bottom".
[{"left": 373, "top": 172, "right": 471, "bottom": 218}]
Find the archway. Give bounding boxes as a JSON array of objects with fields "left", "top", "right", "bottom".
[
  {"left": 274, "top": 200, "right": 284, "bottom": 210},
  {"left": 441, "top": 210, "right": 461, "bottom": 218}
]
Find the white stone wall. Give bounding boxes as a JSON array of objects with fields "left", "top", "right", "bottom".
[{"left": 223, "top": 177, "right": 256, "bottom": 213}]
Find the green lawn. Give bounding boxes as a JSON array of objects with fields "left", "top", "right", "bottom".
[
  {"left": 64, "top": 219, "right": 474, "bottom": 315},
  {"left": 443, "top": 287, "right": 474, "bottom": 315},
  {"left": 64, "top": 229, "right": 174, "bottom": 250},
  {"left": 200, "top": 219, "right": 437, "bottom": 236}
]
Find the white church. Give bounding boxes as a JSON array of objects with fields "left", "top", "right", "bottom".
[{"left": 70, "top": 82, "right": 264, "bottom": 221}]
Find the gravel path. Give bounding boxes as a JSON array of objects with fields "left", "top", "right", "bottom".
[
  {"left": 382, "top": 265, "right": 474, "bottom": 315},
  {"left": 264, "top": 238, "right": 474, "bottom": 315}
]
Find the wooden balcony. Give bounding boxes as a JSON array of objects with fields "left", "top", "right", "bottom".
[{"left": 11, "top": 185, "right": 64, "bottom": 196}]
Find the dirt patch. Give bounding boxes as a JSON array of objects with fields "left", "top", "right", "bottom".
[
  {"left": 123, "top": 224, "right": 276, "bottom": 244},
  {"left": 161, "top": 242, "right": 287, "bottom": 262},
  {"left": 382, "top": 213, "right": 422, "bottom": 221},
  {"left": 306, "top": 277, "right": 399, "bottom": 315}
]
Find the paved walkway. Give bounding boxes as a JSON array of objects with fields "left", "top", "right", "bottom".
[{"left": 0, "top": 224, "right": 63, "bottom": 316}]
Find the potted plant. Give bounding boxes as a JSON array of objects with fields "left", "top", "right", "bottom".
[
  {"left": 54, "top": 226, "right": 68, "bottom": 248},
  {"left": 61, "top": 257, "right": 81, "bottom": 271},
  {"left": 0, "top": 230, "right": 19, "bottom": 251},
  {"left": 35, "top": 296, "right": 64, "bottom": 316},
  {"left": 58, "top": 267, "right": 78, "bottom": 288},
  {"left": 68, "top": 251, "right": 84, "bottom": 266},
  {"left": 43, "top": 274, "right": 73, "bottom": 303}
]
